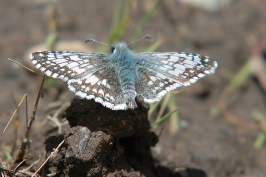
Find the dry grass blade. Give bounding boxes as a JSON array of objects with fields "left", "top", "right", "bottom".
[
  {"left": 3, "top": 94, "right": 27, "bottom": 133},
  {"left": 46, "top": 102, "right": 70, "bottom": 134},
  {"left": 12, "top": 76, "right": 46, "bottom": 166},
  {"left": 31, "top": 140, "right": 65, "bottom": 177},
  {"left": 8, "top": 59, "right": 43, "bottom": 77},
  {"left": 13, "top": 158, "right": 26, "bottom": 171}
]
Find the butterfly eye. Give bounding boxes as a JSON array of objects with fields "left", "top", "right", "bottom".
[{"left": 111, "top": 46, "right": 116, "bottom": 53}]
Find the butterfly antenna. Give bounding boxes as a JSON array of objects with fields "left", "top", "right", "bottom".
[
  {"left": 85, "top": 39, "right": 111, "bottom": 46},
  {"left": 128, "top": 35, "right": 152, "bottom": 46}
]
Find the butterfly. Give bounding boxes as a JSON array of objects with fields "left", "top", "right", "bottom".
[{"left": 30, "top": 40, "right": 218, "bottom": 110}]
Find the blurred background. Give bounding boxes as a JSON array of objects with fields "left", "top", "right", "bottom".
[{"left": 1, "top": 0, "right": 266, "bottom": 176}]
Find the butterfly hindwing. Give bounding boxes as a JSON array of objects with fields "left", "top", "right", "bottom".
[{"left": 67, "top": 69, "right": 128, "bottom": 110}]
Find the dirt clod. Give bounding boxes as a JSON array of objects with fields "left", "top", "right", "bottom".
[{"left": 45, "top": 99, "right": 158, "bottom": 177}]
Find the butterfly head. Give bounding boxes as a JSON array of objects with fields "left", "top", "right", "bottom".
[{"left": 111, "top": 42, "right": 131, "bottom": 55}]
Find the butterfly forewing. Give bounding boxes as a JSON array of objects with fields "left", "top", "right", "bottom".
[
  {"left": 30, "top": 51, "right": 109, "bottom": 81},
  {"left": 135, "top": 52, "right": 217, "bottom": 103},
  {"left": 30, "top": 51, "right": 129, "bottom": 110}
]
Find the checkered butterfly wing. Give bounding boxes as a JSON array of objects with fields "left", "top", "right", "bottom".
[
  {"left": 30, "top": 51, "right": 127, "bottom": 110},
  {"left": 135, "top": 52, "right": 218, "bottom": 103}
]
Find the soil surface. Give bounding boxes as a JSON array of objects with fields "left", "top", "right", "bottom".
[{"left": 1, "top": 0, "right": 266, "bottom": 177}]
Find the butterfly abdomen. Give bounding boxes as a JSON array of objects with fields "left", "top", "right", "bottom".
[
  {"left": 111, "top": 46, "right": 137, "bottom": 109},
  {"left": 118, "top": 61, "right": 137, "bottom": 109}
]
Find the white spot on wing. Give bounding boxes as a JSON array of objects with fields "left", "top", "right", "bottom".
[
  {"left": 95, "top": 97, "right": 103, "bottom": 103},
  {"left": 52, "top": 73, "right": 59, "bottom": 78},
  {"left": 92, "top": 88, "right": 97, "bottom": 93},
  {"left": 68, "top": 62, "right": 79, "bottom": 68},
  {"left": 45, "top": 70, "right": 52, "bottom": 76},
  {"left": 76, "top": 91, "right": 87, "bottom": 98},
  {"left": 148, "top": 81, "right": 153, "bottom": 85},
  {"left": 90, "top": 75, "right": 99, "bottom": 85},
  {"left": 98, "top": 89, "right": 104, "bottom": 95},
  {"left": 150, "top": 76, "right": 156, "bottom": 82},
  {"left": 86, "top": 95, "right": 95, "bottom": 99},
  {"left": 36, "top": 64, "right": 41, "bottom": 69},
  {"left": 29, "top": 53, "right": 34, "bottom": 59},
  {"left": 168, "top": 55, "right": 179, "bottom": 62},
  {"left": 32, "top": 60, "right": 37, "bottom": 64}
]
